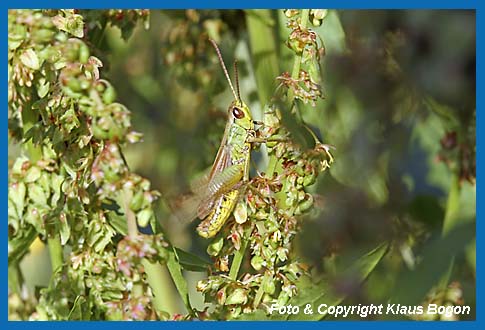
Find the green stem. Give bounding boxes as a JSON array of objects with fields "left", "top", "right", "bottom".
[
  {"left": 265, "top": 10, "right": 311, "bottom": 204},
  {"left": 21, "top": 101, "right": 42, "bottom": 162},
  {"left": 246, "top": 10, "right": 280, "bottom": 107},
  {"left": 166, "top": 249, "right": 193, "bottom": 313},
  {"left": 47, "top": 234, "right": 63, "bottom": 272},
  {"left": 290, "top": 51, "right": 302, "bottom": 82},
  {"left": 143, "top": 259, "right": 178, "bottom": 315},
  {"left": 439, "top": 171, "right": 461, "bottom": 290},
  {"left": 122, "top": 189, "right": 138, "bottom": 238},
  {"left": 8, "top": 264, "right": 22, "bottom": 295},
  {"left": 442, "top": 172, "right": 461, "bottom": 235},
  {"left": 90, "top": 19, "right": 108, "bottom": 48},
  {"left": 288, "top": 9, "right": 309, "bottom": 107},
  {"left": 229, "top": 227, "right": 251, "bottom": 280},
  {"left": 253, "top": 271, "right": 271, "bottom": 308},
  {"left": 266, "top": 153, "right": 278, "bottom": 178}
]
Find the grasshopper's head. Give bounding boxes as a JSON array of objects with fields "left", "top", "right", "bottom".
[{"left": 229, "top": 99, "right": 253, "bottom": 130}]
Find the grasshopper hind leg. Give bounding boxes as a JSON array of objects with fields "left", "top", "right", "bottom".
[{"left": 196, "top": 190, "right": 240, "bottom": 238}]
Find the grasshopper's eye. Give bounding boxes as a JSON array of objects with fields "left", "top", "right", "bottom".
[{"left": 232, "top": 107, "right": 245, "bottom": 119}]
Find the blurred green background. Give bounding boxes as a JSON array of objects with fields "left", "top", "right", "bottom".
[{"left": 18, "top": 10, "right": 475, "bottom": 319}]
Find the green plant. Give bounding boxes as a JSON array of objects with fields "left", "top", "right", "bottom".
[{"left": 8, "top": 9, "right": 174, "bottom": 320}]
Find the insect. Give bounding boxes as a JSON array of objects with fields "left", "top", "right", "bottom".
[{"left": 177, "top": 39, "right": 254, "bottom": 238}]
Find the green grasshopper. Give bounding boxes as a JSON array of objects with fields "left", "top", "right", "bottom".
[{"left": 183, "top": 39, "right": 255, "bottom": 238}]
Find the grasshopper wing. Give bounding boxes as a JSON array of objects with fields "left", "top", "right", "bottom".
[
  {"left": 168, "top": 193, "right": 202, "bottom": 224},
  {"left": 197, "top": 164, "right": 244, "bottom": 219},
  {"left": 169, "top": 164, "right": 242, "bottom": 224}
]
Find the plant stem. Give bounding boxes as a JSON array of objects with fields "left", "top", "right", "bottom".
[
  {"left": 246, "top": 9, "right": 280, "bottom": 107},
  {"left": 266, "top": 151, "right": 278, "bottom": 177},
  {"left": 265, "top": 10, "right": 310, "bottom": 206},
  {"left": 166, "top": 249, "right": 193, "bottom": 313},
  {"left": 142, "top": 259, "right": 178, "bottom": 315},
  {"left": 288, "top": 9, "right": 309, "bottom": 107},
  {"left": 229, "top": 227, "right": 251, "bottom": 280},
  {"left": 8, "top": 264, "right": 21, "bottom": 295},
  {"left": 21, "top": 101, "right": 42, "bottom": 162},
  {"left": 122, "top": 189, "right": 138, "bottom": 238},
  {"left": 442, "top": 172, "right": 461, "bottom": 235},
  {"left": 439, "top": 171, "right": 461, "bottom": 290},
  {"left": 253, "top": 271, "right": 270, "bottom": 308},
  {"left": 47, "top": 234, "right": 63, "bottom": 272}
]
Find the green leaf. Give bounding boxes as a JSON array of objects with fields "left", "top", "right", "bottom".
[
  {"left": 408, "top": 195, "right": 444, "bottom": 228},
  {"left": 11, "top": 155, "right": 29, "bottom": 175},
  {"left": 392, "top": 223, "right": 475, "bottom": 305},
  {"left": 166, "top": 247, "right": 192, "bottom": 312},
  {"left": 119, "top": 25, "right": 136, "bottom": 41},
  {"left": 313, "top": 10, "right": 347, "bottom": 55},
  {"left": 59, "top": 214, "right": 70, "bottom": 245},
  {"left": 52, "top": 11, "right": 84, "bottom": 38},
  {"left": 9, "top": 182, "right": 26, "bottom": 221},
  {"left": 94, "top": 228, "right": 114, "bottom": 253},
  {"left": 28, "top": 183, "right": 47, "bottom": 206},
  {"left": 239, "top": 243, "right": 389, "bottom": 320},
  {"left": 8, "top": 225, "right": 38, "bottom": 264},
  {"left": 8, "top": 24, "right": 27, "bottom": 51},
  {"left": 410, "top": 108, "right": 450, "bottom": 192},
  {"left": 226, "top": 288, "right": 248, "bottom": 305},
  {"left": 106, "top": 211, "right": 128, "bottom": 236},
  {"left": 24, "top": 166, "right": 41, "bottom": 183},
  {"left": 8, "top": 199, "right": 20, "bottom": 233},
  {"left": 59, "top": 108, "right": 80, "bottom": 133},
  {"left": 280, "top": 103, "right": 315, "bottom": 149},
  {"left": 246, "top": 10, "right": 280, "bottom": 107},
  {"left": 20, "top": 49, "right": 40, "bottom": 70},
  {"left": 424, "top": 97, "right": 460, "bottom": 128},
  {"left": 136, "top": 208, "right": 153, "bottom": 227},
  {"left": 289, "top": 242, "right": 389, "bottom": 320},
  {"left": 67, "top": 295, "right": 87, "bottom": 320},
  {"left": 466, "top": 238, "right": 476, "bottom": 274},
  {"left": 173, "top": 247, "right": 211, "bottom": 272},
  {"left": 36, "top": 77, "right": 50, "bottom": 98},
  {"left": 207, "top": 236, "right": 224, "bottom": 256}
]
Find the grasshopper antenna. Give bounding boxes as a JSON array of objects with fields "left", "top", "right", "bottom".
[
  {"left": 234, "top": 59, "right": 242, "bottom": 103},
  {"left": 209, "top": 38, "right": 238, "bottom": 101}
]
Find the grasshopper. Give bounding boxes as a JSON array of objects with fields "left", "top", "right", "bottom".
[{"left": 189, "top": 39, "right": 254, "bottom": 238}]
